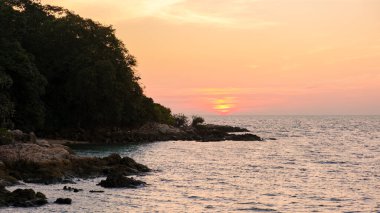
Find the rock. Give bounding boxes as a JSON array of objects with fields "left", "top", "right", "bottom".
[
  {"left": 0, "top": 161, "right": 18, "bottom": 186},
  {"left": 98, "top": 173, "right": 146, "bottom": 188},
  {"left": 103, "top": 153, "right": 122, "bottom": 165},
  {"left": 29, "top": 132, "right": 37, "bottom": 144},
  {"left": 227, "top": 134, "right": 262, "bottom": 141},
  {"left": 0, "top": 143, "right": 71, "bottom": 162},
  {"left": 36, "top": 139, "right": 51, "bottom": 147},
  {"left": 120, "top": 156, "right": 151, "bottom": 172},
  {"left": 0, "top": 187, "right": 47, "bottom": 207},
  {"left": 63, "top": 186, "right": 82, "bottom": 192},
  {"left": 138, "top": 122, "right": 183, "bottom": 135},
  {"left": 55, "top": 198, "right": 72, "bottom": 205},
  {"left": 0, "top": 177, "right": 18, "bottom": 187},
  {"left": 10, "top": 130, "right": 29, "bottom": 142},
  {"left": 0, "top": 143, "right": 73, "bottom": 183}
]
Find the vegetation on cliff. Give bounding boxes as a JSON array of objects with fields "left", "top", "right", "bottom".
[{"left": 0, "top": 0, "right": 173, "bottom": 133}]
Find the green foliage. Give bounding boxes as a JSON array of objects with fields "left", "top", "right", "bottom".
[
  {"left": 153, "top": 103, "right": 175, "bottom": 125},
  {"left": 0, "top": 40, "right": 46, "bottom": 131},
  {"left": 0, "top": 69, "right": 14, "bottom": 129},
  {"left": 0, "top": 0, "right": 174, "bottom": 132},
  {"left": 0, "top": 0, "right": 46, "bottom": 131},
  {"left": 191, "top": 115, "right": 205, "bottom": 127},
  {"left": 0, "top": 128, "right": 13, "bottom": 145},
  {"left": 173, "top": 114, "right": 189, "bottom": 128}
]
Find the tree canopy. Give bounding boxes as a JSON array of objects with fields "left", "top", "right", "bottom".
[{"left": 0, "top": 0, "right": 174, "bottom": 132}]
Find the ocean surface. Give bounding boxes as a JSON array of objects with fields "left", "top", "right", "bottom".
[{"left": 5, "top": 115, "right": 380, "bottom": 212}]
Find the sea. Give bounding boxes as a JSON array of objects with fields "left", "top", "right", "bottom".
[{"left": 4, "top": 115, "right": 380, "bottom": 212}]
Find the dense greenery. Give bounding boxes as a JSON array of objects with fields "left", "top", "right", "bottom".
[{"left": 0, "top": 0, "right": 173, "bottom": 132}]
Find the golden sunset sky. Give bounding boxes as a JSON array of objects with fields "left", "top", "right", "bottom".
[{"left": 41, "top": 0, "right": 380, "bottom": 115}]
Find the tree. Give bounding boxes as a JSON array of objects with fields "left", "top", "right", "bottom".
[
  {"left": 0, "top": 68, "right": 14, "bottom": 129},
  {"left": 191, "top": 115, "right": 205, "bottom": 127},
  {"left": 0, "top": 40, "right": 46, "bottom": 131},
  {"left": 0, "top": 0, "right": 175, "bottom": 132}
]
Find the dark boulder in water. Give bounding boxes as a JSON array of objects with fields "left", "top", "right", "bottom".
[
  {"left": 98, "top": 173, "right": 146, "bottom": 188},
  {"left": 63, "top": 186, "right": 82, "bottom": 192},
  {"left": 55, "top": 198, "right": 72, "bottom": 205},
  {"left": 226, "top": 133, "right": 262, "bottom": 141},
  {"left": 120, "top": 156, "right": 151, "bottom": 173},
  {"left": 0, "top": 186, "right": 48, "bottom": 207}
]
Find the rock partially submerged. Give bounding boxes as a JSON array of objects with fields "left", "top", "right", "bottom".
[
  {"left": 191, "top": 124, "right": 262, "bottom": 142},
  {"left": 0, "top": 161, "right": 18, "bottom": 186},
  {"left": 54, "top": 198, "right": 72, "bottom": 205},
  {"left": 226, "top": 133, "right": 262, "bottom": 141},
  {"left": 0, "top": 186, "right": 47, "bottom": 207},
  {"left": 63, "top": 186, "right": 83, "bottom": 193},
  {"left": 98, "top": 173, "right": 146, "bottom": 188}
]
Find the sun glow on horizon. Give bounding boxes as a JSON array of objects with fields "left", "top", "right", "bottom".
[
  {"left": 212, "top": 97, "right": 237, "bottom": 115},
  {"left": 192, "top": 88, "right": 241, "bottom": 115}
]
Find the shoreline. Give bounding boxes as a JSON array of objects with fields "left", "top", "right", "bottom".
[
  {"left": 0, "top": 122, "right": 263, "bottom": 208},
  {"left": 40, "top": 123, "right": 263, "bottom": 145}
]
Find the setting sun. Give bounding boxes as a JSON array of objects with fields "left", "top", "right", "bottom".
[{"left": 212, "top": 98, "right": 236, "bottom": 115}]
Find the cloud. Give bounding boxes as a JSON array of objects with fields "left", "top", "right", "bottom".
[
  {"left": 150, "top": 0, "right": 278, "bottom": 28},
  {"left": 42, "top": 0, "right": 278, "bottom": 29}
]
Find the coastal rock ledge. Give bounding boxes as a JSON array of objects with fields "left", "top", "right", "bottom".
[
  {"left": 0, "top": 139, "right": 150, "bottom": 186},
  {"left": 54, "top": 123, "right": 263, "bottom": 143}
]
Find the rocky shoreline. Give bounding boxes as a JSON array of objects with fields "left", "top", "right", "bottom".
[
  {"left": 0, "top": 123, "right": 263, "bottom": 208},
  {"left": 0, "top": 131, "right": 151, "bottom": 207},
  {"left": 42, "top": 122, "right": 263, "bottom": 144}
]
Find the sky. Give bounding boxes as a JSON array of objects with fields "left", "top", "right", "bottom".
[{"left": 41, "top": 0, "right": 380, "bottom": 115}]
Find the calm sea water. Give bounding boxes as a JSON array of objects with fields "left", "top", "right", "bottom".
[{"left": 5, "top": 115, "right": 380, "bottom": 212}]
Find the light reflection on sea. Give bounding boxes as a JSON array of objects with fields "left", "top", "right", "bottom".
[{"left": 4, "top": 115, "right": 380, "bottom": 212}]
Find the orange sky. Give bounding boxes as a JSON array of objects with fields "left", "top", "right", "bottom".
[{"left": 41, "top": 0, "right": 380, "bottom": 115}]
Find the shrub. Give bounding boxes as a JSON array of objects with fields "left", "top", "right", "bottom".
[
  {"left": 191, "top": 115, "right": 205, "bottom": 127},
  {"left": 173, "top": 114, "right": 189, "bottom": 128}
]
